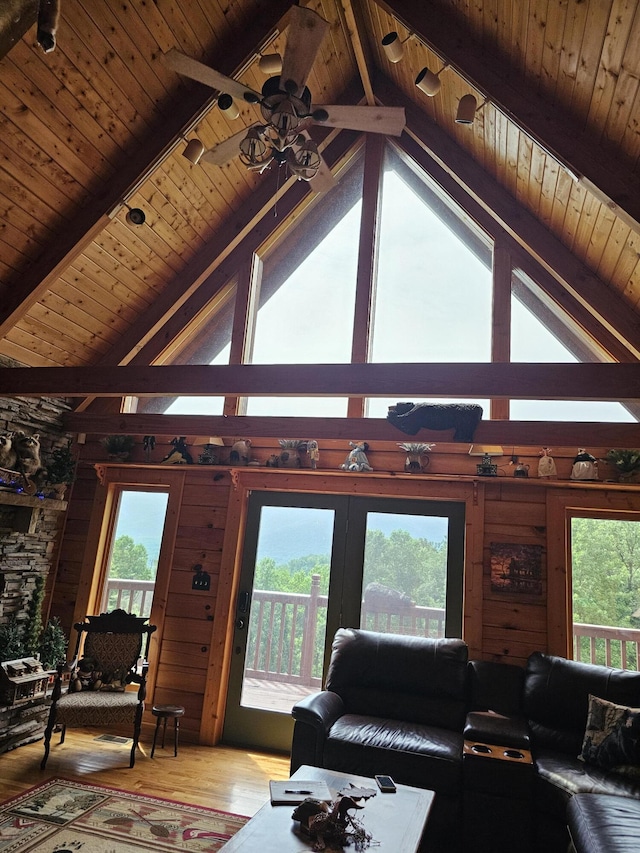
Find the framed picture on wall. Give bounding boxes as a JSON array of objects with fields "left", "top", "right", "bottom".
[{"left": 490, "top": 542, "right": 544, "bottom": 595}]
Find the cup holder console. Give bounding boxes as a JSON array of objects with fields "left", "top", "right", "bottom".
[
  {"left": 471, "top": 743, "right": 492, "bottom": 754},
  {"left": 503, "top": 749, "right": 525, "bottom": 760}
]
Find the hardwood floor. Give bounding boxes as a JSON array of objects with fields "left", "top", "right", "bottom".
[{"left": 0, "top": 728, "right": 291, "bottom": 816}]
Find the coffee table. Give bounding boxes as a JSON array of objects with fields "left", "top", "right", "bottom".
[{"left": 220, "top": 764, "right": 434, "bottom": 852}]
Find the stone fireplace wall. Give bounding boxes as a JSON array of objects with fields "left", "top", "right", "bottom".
[{"left": 0, "top": 355, "right": 72, "bottom": 751}]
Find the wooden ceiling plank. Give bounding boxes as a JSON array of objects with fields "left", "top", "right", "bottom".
[
  {"left": 64, "top": 0, "right": 164, "bottom": 121},
  {"left": 585, "top": 205, "right": 618, "bottom": 272},
  {"left": 338, "top": 0, "right": 376, "bottom": 104},
  {"left": 554, "top": 0, "right": 590, "bottom": 106},
  {"left": 537, "top": 155, "right": 561, "bottom": 227},
  {"left": 59, "top": 268, "right": 150, "bottom": 319},
  {"left": 376, "top": 77, "right": 640, "bottom": 357},
  {"left": 0, "top": 62, "right": 109, "bottom": 179},
  {"left": 39, "top": 289, "right": 130, "bottom": 349},
  {"left": 0, "top": 134, "right": 80, "bottom": 214},
  {"left": 586, "top": 0, "right": 638, "bottom": 140},
  {"left": 0, "top": 339, "right": 57, "bottom": 368},
  {"left": 0, "top": 0, "right": 297, "bottom": 341},
  {"left": 568, "top": 0, "right": 611, "bottom": 122},
  {"left": 7, "top": 40, "right": 124, "bottom": 172},
  {"left": 597, "top": 217, "right": 633, "bottom": 284},
  {"left": 18, "top": 309, "right": 107, "bottom": 361},
  {"left": 375, "top": 0, "right": 640, "bottom": 234},
  {"left": 61, "top": 410, "right": 640, "bottom": 448},
  {"left": 522, "top": 0, "right": 548, "bottom": 93},
  {"left": 539, "top": 0, "right": 566, "bottom": 97},
  {"left": 2, "top": 361, "right": 640, "bottom": 399}
]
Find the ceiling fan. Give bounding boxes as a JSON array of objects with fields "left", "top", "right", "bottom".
[{"left": 165, "top": 5, "right": 406, "bottom": 191}]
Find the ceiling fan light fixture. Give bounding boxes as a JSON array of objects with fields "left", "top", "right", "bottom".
[
  {"left": 258, "top": 53, "right": 282, "bottom": 75},
  {"left": 238, "top": 126, "right": 272, "bottom": 169},
  {"left": 218, "top": 93, "right": 240, "bottom": 120},
  {"left": 456, "top": 93, "right": 478, "bottom": 124},
  {"left": 287, "top": 138, "right": 321, "bottom": 181},
  {"left": 182, "top": 138, "right": 205, "bottom": 164},
  {"left": 415, "top": 67, "right": 442, "bottom": 97},
  {"left": 381, "top": 31, "right": 405, "bottom": 63}
]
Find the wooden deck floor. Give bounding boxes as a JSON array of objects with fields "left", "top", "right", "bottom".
[{"left": 241, "top": 677, "right": 317, "bottom": 714}]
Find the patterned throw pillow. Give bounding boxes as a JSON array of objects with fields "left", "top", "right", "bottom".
[{"left": 579, "top": 694, "right": 640, "bottom": 772}]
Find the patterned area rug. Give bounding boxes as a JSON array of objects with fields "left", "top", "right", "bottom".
[{"left": 0, "top": 778, "right": 248, "bottom": 852}]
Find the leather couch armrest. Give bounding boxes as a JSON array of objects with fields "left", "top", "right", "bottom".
[
  {"left": 464, "top": 710, "right": 531, "bottom": 751},
  {"left": 290, "top": 691, "right": 345, "bottom": 774},
  {"left": 292, "top": 690, "right": 345, "bottom": 731}
]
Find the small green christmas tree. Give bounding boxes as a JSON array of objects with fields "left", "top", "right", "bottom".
[
  {"left": 38, "top": 617, "right": 68, "bottom": 669},
  {"left": 45, "top": 443, "right": 76, "bottom": 485},
  {"left": 24, "top": 575, "right": 45, "bottom": 657},
  {"left": 0, "top": 614, "right": 25, "bottom": 662}
]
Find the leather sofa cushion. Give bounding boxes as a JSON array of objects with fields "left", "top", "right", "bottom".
[
  {"left": 326, "top": 628, "right": 468, "bottom": 730},
  {"left": 324, "top": 713, "right": 463, "bottom": 795},
  {"left": 524, "top": 652, "right": 640, "bottom": 754},
  {"left": 534, "top": 749, "right": 640, "bottom": 821},
  {"left": 568, "top": 793, "right": 640, "bottom": 853},
  {"left": 468, "top": 659, "right": 525, "bottom": 716}
]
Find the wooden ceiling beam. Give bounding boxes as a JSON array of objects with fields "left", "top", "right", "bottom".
[
  {"left": 63, "top": 411, "right": 640, "bottom": 448},
  {"left": 3, "top": 362, "right": 640, "bottom": 399},
  {"left": 0, "top": 0, "right": 298, "bottom": 339},
  {"left": 377, "top": 0, "right": 640, "bottom": 235},
  {"left": 375, "top": 77, "right": 640, "bottom": 360}
]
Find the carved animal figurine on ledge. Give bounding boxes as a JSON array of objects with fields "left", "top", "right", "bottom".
[
  {"left": 387, "top": 402, "right": 483, "bottom": 442},
  {"left": 161, "top": 436, "right": 193, "bottom": 464}
]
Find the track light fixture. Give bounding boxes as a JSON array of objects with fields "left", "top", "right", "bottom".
[
  {"left": 182, "top": 137, "right": 205, "bottom": 164},
  {"left": 218, "top": 93, "right": 240, "bottom": 120},
  {"left": 381, "top": 31, "right": 412, "bottom": 63},
  {"left": 124, "top": 204, "right": 146, "bottom": 226},
  {"left": 258, "top": 53, "right": 282, "bottom": 75},
  {"left": 415, "top": 62, "right": 450, "bottom": 97},
  {"left": 455, "top": 94, "right": 488, "bottom": 124}
]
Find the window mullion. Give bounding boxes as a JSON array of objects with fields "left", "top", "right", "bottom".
[
  {"left": 224, "top": 254, "right": 263, "bottom": 416},
  {"left": 491, "top": 242, "right": 512, "bottom": 420},
  {"left": 348, "top": 135, "right": 385, "bottom": 419}
]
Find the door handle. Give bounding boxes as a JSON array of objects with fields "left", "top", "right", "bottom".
[{"left": 238, "top": 590, "right": 250, "bottom": 613}]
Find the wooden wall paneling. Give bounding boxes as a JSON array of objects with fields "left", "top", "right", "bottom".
[
  {"left": 200, "top": 474, "right": 248, "bottom": 744},
  {"left": 463, "top": 478, "right": 485, "bottom": 659}
]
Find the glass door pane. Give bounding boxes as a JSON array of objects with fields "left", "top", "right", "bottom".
[
  {"left": 360, "top": 512, "right": 450, "bottom": 637},
  {"left": 241, "top": 505, "right": 334, "bottom": 710},
  {"left": 224, "top": 493, "right": 347, "bottom": 752},
  {"left": 100, "top": 489, "right": 169, "bottom": 619},
  {"left": 571, "top": 516, "right": 640, "bottom": 671}
]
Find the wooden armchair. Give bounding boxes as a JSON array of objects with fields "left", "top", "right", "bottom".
[{"left": 41, "top": 609, "right": 156, "bottom": 769}]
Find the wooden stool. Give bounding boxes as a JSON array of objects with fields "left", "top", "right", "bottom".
[{"left": 151, "top": 704, "right": 185, "bottom": 758}]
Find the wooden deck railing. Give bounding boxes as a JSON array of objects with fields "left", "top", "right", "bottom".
[
  {"left": 104, "top": 578, "right": 154, "bottom": 619},
  {"left": 105, "top": 577, "right": 640, "bottom": 682},
  {"left": 573, "top": 622, "right": 640, "bottom": 671}
]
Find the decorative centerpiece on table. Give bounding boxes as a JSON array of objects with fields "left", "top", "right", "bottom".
[{"left": 292, "top": 784, "right": 376, "bottom": 852}]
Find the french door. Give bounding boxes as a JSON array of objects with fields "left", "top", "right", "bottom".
[{"left": 223, "top": 491, "right": 465, "bottom": 751}]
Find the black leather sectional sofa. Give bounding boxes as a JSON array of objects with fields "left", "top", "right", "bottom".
[{"left": 290, "top": 628, "right": 640, "bottom": 852}]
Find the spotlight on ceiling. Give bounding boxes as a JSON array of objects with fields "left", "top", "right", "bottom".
[
  {"left": 381, "top": 31, "right": 409, "bottom": 63},
  {"left": 218, "top": 93, "right": 240, "bottom": 120},
  {"left": 183, "top": 138, "right": 205, "bottom": 164},
  {"left": 456, "top": 93, "right": 483, "bottom": 124},
  {"left": 125, "top": 206, "right": 146, "bottom": 226},
  {"left": 258, "top": 53, "right": 282, "bottom": 75}
]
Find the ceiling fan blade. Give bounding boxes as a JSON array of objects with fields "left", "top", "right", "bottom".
[
  {"left": 165, "top": 48, "right": 261, "bottom": 104},
  {"left": 309, "top": 153, "right": 337, "bottom": 193},
  {"left": 200, "top": 128, "right": 252, "bottom": 167},
  {"left": 313, "top": 105, "right": 406, "bottom": 136},
  {"left": 279, "top": 6, "right": 329, "bottom": 97}
]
